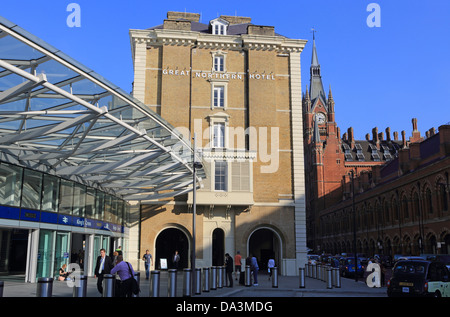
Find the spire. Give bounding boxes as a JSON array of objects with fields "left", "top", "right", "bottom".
[{"left": 309, "top": 32, "right": 326, "bottom": 108}]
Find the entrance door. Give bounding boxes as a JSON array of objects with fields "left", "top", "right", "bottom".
[
  {"left": 53, "top": 232, "right": 70, "bottom": 278},
  {"left": 212, "top": 228, "right": 225, "bottom": 266},
  {"left": 36, "top": 230, "right": 55, "bottom": 279},
  {"left": 248, "top": 228, "right": 281, "bottom": 272},
  {"left": 155, "top": 228, "right": 189, "bottom": 270}
]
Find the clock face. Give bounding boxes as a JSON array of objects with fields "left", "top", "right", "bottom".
[{"left": 316, "top": 112, "right": 326, "bottom": 124}]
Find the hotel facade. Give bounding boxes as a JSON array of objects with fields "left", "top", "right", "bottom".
[{"left": 130, "top": 12, "right": 308, "bottom": 275}]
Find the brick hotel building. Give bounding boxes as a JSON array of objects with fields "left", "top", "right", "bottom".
[
  {"left": 303, "top": 37, "right": 450, "bottom": 257},
  {"left": 129, "top": 12, "right": 308, "bottom": 275}
]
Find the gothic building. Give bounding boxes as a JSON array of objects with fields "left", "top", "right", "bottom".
[{"left": 303, "top": 37, "right": 450, "bottom": 256}]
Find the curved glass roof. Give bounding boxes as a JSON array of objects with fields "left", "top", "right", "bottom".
[{"left": 0, "top": 16, "right": 204, "bottom": 201}]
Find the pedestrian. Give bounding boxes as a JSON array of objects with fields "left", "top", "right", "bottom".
[
  {"left": 94, "top": 248, "right": 113, "bottom": 295},
  {"left": 112, "top": 251, "right": 119, "bottom": 267},
  {"left": 267, "top": 258, "right": 275, "bottom": 280},
  {"left": 173, "top": 250, "right": 180, "bottom": 270},
  {"left": 225, "top": 253, "right": 234, "bottom": 287},
  {"left": 110, "top": 255, "right": 136, "bottom": 297},
  {"left": 234, "top": 251, "right": 242, "bottom": 281},
  {"left": 142, "top": 249, "right": 153, "bottom": 279},
  {"left": 251, "top": 254, "right": 259, "bottom": 286}
]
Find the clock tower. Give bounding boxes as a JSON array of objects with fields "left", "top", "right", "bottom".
[{"left": 303, "top": 35, "right": 342, "bottom": 251}]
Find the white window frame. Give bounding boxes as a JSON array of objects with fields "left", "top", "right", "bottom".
[
  {"left": 214, "top": 55, "right": 224, "bottom": 72},
  {"left": 211, "top": 19, "right": 228, "bottom": 35},
  {"left": 214, "top": 160, "right": 228, "bottom": 191},
  {"left": 212, "top": 122, "right": 225, "bottom": 148},
  {"left": 213, "top": 85, "right": 225, "bottom": 108}
]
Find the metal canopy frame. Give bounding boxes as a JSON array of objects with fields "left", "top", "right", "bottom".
[{"left": 0, "top": 16, "right": 204, "bottom": 201}]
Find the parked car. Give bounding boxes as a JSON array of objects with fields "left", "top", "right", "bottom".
[
  {"left": 339, "top": 257, "right": 364, "bottom": 278},
  {"left": 387, "top": 260, "right": 450, "bottom": 297},
  {"left": 307, "top": 255, "right": 319, "bottom": 265},
  {"left": 426, "top": 255, "right": 450, "bottom": 270}
]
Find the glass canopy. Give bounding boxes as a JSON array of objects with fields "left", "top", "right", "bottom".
[{"left": 0, "top": 16, "right": 204, "bottom": 201}]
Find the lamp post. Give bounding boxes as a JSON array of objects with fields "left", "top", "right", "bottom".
[
  {"left": 349, "top": 169, "right": 357, "bottom": 282},
  {"left": 192, "top": 133, "right": 202, "bottom": 286}
]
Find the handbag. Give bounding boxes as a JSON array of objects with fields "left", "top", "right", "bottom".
[{"left": 126, "top": 262, "right": 140, "bottom": 295}]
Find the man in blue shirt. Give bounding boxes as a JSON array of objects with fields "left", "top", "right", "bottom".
[
  {"left": 111, "top": 255, "right": 136, "bottom": 297},
  {"left": 142, "top": 250, "right": 153, "bottom": 280}
]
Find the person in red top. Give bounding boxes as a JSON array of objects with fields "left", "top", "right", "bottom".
[{"left": 234, "top": 251, "right": 242, "bottom": 281}]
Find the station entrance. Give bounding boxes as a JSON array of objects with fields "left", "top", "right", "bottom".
[
  {"left": 0, "top": 228, "right": 28, "bottom": 276},
  {"left": 248, "top": 228, "right": 281, "bottom": 272},
  {"left": 155, "top": 228, "right": 189, "bottom": 270}
]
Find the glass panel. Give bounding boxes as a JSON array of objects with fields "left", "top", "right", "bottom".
[
  {"left": 85, "top": 188, "right": 96, "bottom": 219},
  {"left": 0, "top": 162, "right": 22, "bottom": 207},
  {"left": 93, "top": 236, "right": 102, "bottom": 275},
  {"left": 42, "top": 174, "right": 60, "bottom": 212},
  {"left": 104, "top": 195, "right": 112, "bottom": 222},
  {"left": 36, "top": 229, "right": 55, "bottom": 280},
  {"left": 59, "top": 179, "right": 74, "bottom": 215},
  {"left": 53, "top": 232, "right": 70, "bottom": 278},
  {"left": 95, "top": 191, "right": 105, "bottom": 221},
  {"left": 72, "top": 184, "right": 86, "bottom": 217},
  {"left": 21, "top": 169, "right": 43, "bottom": 210}
]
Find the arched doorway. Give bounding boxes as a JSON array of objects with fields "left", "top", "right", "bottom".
[
  {"left": 212, "top": 228, "right": 225, "bottom": 266},
  {"left": 248, "top": 228, "right": 281, "bottom": 272},
  {"left": 155, "top": 228, "right": 189, "bottom": 270}
]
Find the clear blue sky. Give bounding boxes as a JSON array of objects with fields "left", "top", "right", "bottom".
[{"left": 2, "top": 0, "right": 449, "bottom": 139}]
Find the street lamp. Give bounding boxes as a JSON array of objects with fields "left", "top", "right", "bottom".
[
  {"left": 191, "top": 133, "right": 202, "bottom": 275},
  {"left": 348, "top": 169, "right": 357, "bottom": 282}
]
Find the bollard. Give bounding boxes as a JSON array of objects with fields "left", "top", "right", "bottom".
[
  {"left": 299, "top": 267, "right": 305, "bottom": 288},
  {"left": 37, "top": 277, "right": 53, "bottom": 297},
  {"left": 168, "top": 269, "right": 177, "bottom": 297},
  {"left": 272, "top": 267, "right": 278, "bottom": 288},
  {"left": 222, "top": 266, "right": 226, "bottom": 287},
  {"left": 203, "top": 267, "right": 210, "bottom": 292},
  {"left": 183, "top": 268, "right": 192, "bottom": 297},
  {"left": 150, "top": 270, "right": 160, "bottom": 297},
  {"left": 326, "top": 267, "right": 333, "bottom": 289},
  {"left": 312, "top": 264, "right": 316, "bottom": 279},
  {"left": 211, "top": 267, "right": 217, "bottom": 290},
  {"left": 72, "top": 275, "right": 88, "bottom": 297},
  {"left": 217, "top": 266, "right": 223, "bottom": 288},
  {"left": 306, "top": 263, "right": 309, "bottom": 278},
  {"left": 102, "top": 274, "right": 114, "bottom": 297},
  {"left": 334, "top": 267, "right": 341, "bottom": 288},
  {"left": 318, "top": 265, "right": 322, "bottom": 280},
  {"left": 133, "top": 272, "right": 140, "bottom": 297},
  {"left": 0, "top": 281, "right": 3, "bottom": 297},
  {"left": 194, "top": 268, "right": 202, "bottom": 295},
  {"left": 245, "top": 265, "right": 251, "bottom": 287}
]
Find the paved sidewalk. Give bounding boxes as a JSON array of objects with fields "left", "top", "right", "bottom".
[{"left": 0, "top": 271, "right": 386, "bottom": 297}]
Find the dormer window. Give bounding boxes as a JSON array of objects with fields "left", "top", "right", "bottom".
[{"left": 210, "top": 18, "right": 229, "bottom": 35}]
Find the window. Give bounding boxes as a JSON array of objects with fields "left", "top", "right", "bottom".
[
  {"left": 215, "top": 161, "right": 227, "bottom": 191},
  {"left": 21, "top": 169, "right": 42, "bottom": 210},
  {"left": 42, "top": 174, "right": 59, "bottom": 212},
  {"left": 0, "top": 162, "right": 22, "bottom": 207},
  {"left": 214, "top": 55, "right": 224, "bottom": 72},
  {"left": 213, "top": 86, "right": 225, "bottom": 108},
  {"left": 213, "top": 122, "right": 225, "bottom": 148},
  {"left": 212, "top": 23, "right": 227, "bottom": 35}
]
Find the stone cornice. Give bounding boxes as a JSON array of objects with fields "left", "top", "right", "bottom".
[{"left": 130, "top": 28, "right": 307, "bottom": 52}]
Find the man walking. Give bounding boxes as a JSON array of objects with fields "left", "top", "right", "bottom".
[
  {"left": 142, "top": 249, "right": 153, "bottom": 280},
  {"left": 94, "top": 248, "right": 113, "bottom": 295}
]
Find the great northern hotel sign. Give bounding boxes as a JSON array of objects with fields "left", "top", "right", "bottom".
[{"left": 162, "top": 68, "right": 276, "bottom": 80}]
